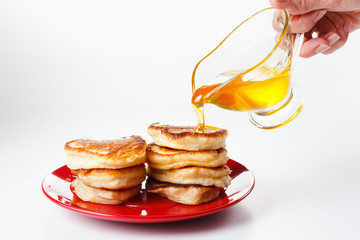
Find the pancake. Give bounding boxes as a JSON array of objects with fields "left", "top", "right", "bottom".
[
  {"left": 74, "top": 179, "right": 141, "bottom": 205},
  {"left": 65, "top": 136, "right": 146, "bottom": 170},
  {"left": 71, "top": 164, "right": 146, "bottom": 190},
  {"left": 146, "top": 143, "right": 228, "bottom": 170},
  {"left": 147, "top": 165, "right": 232, "bottom": 188},
  {"left": 146, "top": 178, "right": 221, "bottom": 205},
  {"left": 147, "top": 123, "right": 228, "bottom": 150}
]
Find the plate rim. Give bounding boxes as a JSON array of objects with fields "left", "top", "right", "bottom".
[{"left": 41, "top": 160, "right": 255, "bottom": 223}]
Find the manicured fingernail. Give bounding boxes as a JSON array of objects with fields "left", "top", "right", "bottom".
[
  {"left": 326, "top": 33, "right": 340, "bottom": 45},
  {"left": 343, "top": 21, "right": 350, "bottom": 32},
  {"left": 314, "top": 10, "right": 327, "bottom": 22},
  {"left": 315, "top": 44, "right": 330, "bottom": 53}
]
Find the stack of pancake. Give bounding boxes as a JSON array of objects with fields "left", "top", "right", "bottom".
[
  {"left": 65, "top": 135, "right": 147, "bottom": 205},
  {"left": 146, "top": 123, "right": 232, "bottom": 205}
]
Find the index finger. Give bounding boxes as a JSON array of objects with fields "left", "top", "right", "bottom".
[{"left": 270, "top": 0, "right": 333, "bottom": 14}]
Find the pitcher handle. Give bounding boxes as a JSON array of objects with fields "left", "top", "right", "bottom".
[{"left": 291, "top": 33, "right": 304, "bottom": 70}]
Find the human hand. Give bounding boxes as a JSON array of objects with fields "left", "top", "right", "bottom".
[{"left": 270, "top": 0, "right": 360, "bottom": 57}]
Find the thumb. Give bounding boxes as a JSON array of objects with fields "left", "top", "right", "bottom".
[{"left": 269, "top": 0, "right": 334, "bottom": 14}]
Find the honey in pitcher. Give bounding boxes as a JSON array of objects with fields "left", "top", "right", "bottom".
[{"left": 192, "top": 66, "right": 290, "bottom": 132}]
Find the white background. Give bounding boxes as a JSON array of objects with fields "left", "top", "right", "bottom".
[{"left": 1, "top": 0, "right": 359, "bottom": 239}]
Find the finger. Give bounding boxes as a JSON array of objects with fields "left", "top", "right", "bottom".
[
  {"left": 300, "top": 38, "right": 330, "bottom": 58},
  {"left": 310, "top": 14, "right": 350, "bottom": 54},
  {"left": 290, "top": 10, "right": 327, "bottom": 33},
  {"left": 300, "top": 23, "right": 348, "bottom": 57},
  {"left": 321, "top": 32, "right": 341, "bottom": 45},
  {"left": 270, "top": 0, "right": 335, "bottom": 14},
  {"left": 299, "top": 13, "right": 348, "bottom": 57},
  {"left": 322, "top": 21, "right": 350, "bottom": 54}
]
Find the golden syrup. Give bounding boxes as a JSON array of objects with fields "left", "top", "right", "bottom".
[{"left": 192, "top": 66, "right": 291, "bottom": 132}]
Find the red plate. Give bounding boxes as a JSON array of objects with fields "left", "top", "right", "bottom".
[{"left": 42, "top": 159, "right": 254, "bottom": 223}]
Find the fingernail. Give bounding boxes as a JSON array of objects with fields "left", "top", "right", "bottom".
[
  {"left": 315, "top": 44, "right": 330, "bottom": 54},
  {"left": 343, "top": 21, "right": 350, "bottom": 32},
  {"left": 326, "top": 33, "right": 340, "bottom": 45},
  {"left": 314, "top": 10, "right": 327, "bottom": 22}
]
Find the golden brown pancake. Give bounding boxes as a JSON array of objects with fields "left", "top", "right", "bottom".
[
  {"left": 147, "top": 143, "right": 228, "bottom": 170},
  {"left": 147, "top": 123, "right": 228, "bottom": 150},
  {"left": 71, "top": 164, "right": 146, "bottom": 190},
  {"left": 74, "top": 179, "right": 141, "bottom": 205},
  {"left": 65, "top": 136, "right": 146, "bottom": 169},
  {"left": 147, "top": 165, "right": 232, "bottom": 188},
  {"left": 146, "top": 178, "right": 221, "bottom": 205}
]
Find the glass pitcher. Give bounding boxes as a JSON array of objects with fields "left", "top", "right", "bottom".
[{"left": 191, "top": 7, "right": 304, "bottom": 130}]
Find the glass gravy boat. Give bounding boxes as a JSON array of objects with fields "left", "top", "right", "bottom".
[{"left": 192, "top": 7, "right": 304, "bottom": 131}]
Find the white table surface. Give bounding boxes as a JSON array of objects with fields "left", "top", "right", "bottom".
[{"left": 1, "top": 1, "right": 359, "bottom": 239}]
